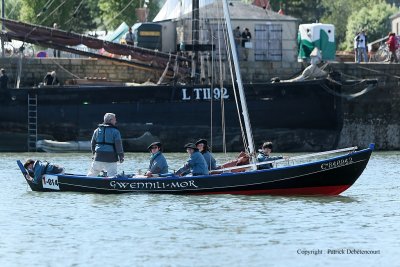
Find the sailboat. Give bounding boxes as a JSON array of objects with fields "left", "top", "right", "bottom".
[{"left": 17, "top": 0, "right": 373, "bottom": 195}]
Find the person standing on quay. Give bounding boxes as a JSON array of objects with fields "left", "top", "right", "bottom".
[
  {"left": 53, "top": 23, "right": 61, "bottom": 58},
  {"left": 241, "top": 28, "right": 252, "bottom": 61},
  {"left": 386, "top": 32, "right": 398, "bottom": 63},
  {"left": 233, "top": 26, "right": 241, "bottom": 59},
  {"left": 88, "top": 113, "right": 124, "bottom": 177},
  {"left": 354, "top": 30, "right": 368, "bottom": 63},
  {"left": 125, "top": 27, "right": 135, "bottom": 46}
]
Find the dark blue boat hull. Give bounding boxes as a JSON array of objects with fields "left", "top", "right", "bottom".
[{"left": 18, "top": 146, "right": 372, "bottom": 195}]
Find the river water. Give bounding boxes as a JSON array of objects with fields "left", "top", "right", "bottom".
[{"left": 0, "top": 151, "right": 398, "bottom": 267}]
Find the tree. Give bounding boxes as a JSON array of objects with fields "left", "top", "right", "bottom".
[
  {"left": 98, "top": 0, "right": 160, "bottom": 30},
  {"left": 284, "top": 0, "right": 324, "bottom": 24},
  {"left": 18, "top": 0, "right": 97, "bottom": 32},
  {"left": 344, "top": 3, "right": 397, "bottom": 51},
  {"left": 98, "top": 0, "right": 137, "bottom": 30},
  {"left": 320, "top": 0, "right": 381, "bottom": 50},
  {"left": 4, "top": 0, "right": 23, "bottom": 20}
]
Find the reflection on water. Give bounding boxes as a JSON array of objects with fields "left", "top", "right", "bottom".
[{"left": 0, "top": 151, "right": 398, "bottom": 266}]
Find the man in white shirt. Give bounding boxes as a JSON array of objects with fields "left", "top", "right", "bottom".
[{"left": 354, "top": 30, "right": 368, "bottom": 63}]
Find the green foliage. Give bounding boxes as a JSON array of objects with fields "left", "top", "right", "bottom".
[
  {"left": 4, "top": 0, "right": 23, "bottom": 20},
  {"left": 97, "top": 0, "right": 160, "bottom": 30},
  {"left": 17, "top": 0, "right": 97, "bottom": 32},
  {"left": 98, "top": 0, "right": 138, "bottom": 30},
  {"left": 5, "top": 0, "right": 400, "bottom": 50},
  {"left": 320, "top": 0, "right": 391, "bottom": 50},
  {"left": 344, "top": 3, "right": 397, "bottom": 50},
  {"left": 284, "top": 0, "right": 324, "bottom": 24}
]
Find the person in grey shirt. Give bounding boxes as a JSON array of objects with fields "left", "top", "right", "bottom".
[
  {"left": 145, "top": 142, "right": 168, "bottom": 177},
  {"left": 175, "top": 143, "right": 208, "bottom": 176},
  {"left": 87, "top": 113, "right": 124, "bottom": 177},
  {"left": 195, "top": 139, "right": 217, "bottom": 171}
]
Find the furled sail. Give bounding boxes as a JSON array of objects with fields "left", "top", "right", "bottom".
[{"left": 0, "top": 18, "right": 190, "bottom": 76}]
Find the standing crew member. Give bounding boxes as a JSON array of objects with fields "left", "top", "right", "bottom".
[{"left": 88, "top": 113, "right": 124, "bottom": 177}]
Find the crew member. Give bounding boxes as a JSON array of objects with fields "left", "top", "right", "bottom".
[{"left": 87, "top": 113, "right": 124, "bottom": 177}]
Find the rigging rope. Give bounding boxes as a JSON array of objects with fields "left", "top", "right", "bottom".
[
  {"left": 217, "top": 24, "right": 227, "bottom": 153},
  {"left": 50, "top": 58, "right": 81, "bottom": 79},
  {"left": 104, "top": 0, "right": 136, "bottom": 29},
  {"left": 216, "top": 1, "right": 251, "bottom": 154},
  {"left": 65, "top": 0, "right": 86, "bottom": 29},
  {"left": 222, "top": 19, "right": 249, "bottom": 154}
]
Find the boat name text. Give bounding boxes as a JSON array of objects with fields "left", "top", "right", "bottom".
[
  {"left": 321, "top": 158, "right": 353, "bottom": 170},
  {"left": 182, "top": 88, "right": 229, "bottom": 100},
  {"left": 109, "top": 180, "right": 198, "bottom": 190}
]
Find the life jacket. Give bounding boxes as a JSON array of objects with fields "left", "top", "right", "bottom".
[{"left": 95, "top": 124, "right": 117, "bottom": 150}]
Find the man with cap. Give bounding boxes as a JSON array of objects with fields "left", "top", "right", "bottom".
[
  {"left": 195, "top": 139, "right": 217, "bottom": 171},
  {"left": 145, "top": 141, "right": 168, "bottom": 177},
  {"left": 87, "top": 113, "right": 124, "bottom": 177},
  {"left": 175, "top": 143, "right": 209, "bottom": 176},
  {"left": 257, "top": 141, "right": 283, "bottom": 170}
]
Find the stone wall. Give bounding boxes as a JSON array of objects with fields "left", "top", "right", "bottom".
[
  {"left": 0, "top": 58, "right": 160, "bottom": 86},
  {"left": 329, "top": 62, "right": 400, "bottom": 150},
  {"left": 0, "top": 57, "right": 304, "bottom": 86}
]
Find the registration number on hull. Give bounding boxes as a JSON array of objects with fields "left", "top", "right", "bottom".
[{"left": 42, "top": 175, "right": 60, "bottom": 190}]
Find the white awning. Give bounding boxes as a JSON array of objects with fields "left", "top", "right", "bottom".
[{"left": 153, "top": 0, "right": 214, "bottom": 22}]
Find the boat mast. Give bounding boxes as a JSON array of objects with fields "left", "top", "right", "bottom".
[
  {"left": 191, "top": 0, "right": 200, "bottom": 83},
  {"left": 222, "top": 0, "right": 256, "bottom": 158}
]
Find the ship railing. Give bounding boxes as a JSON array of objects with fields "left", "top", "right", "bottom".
[{"left": 218, "top": 146, "right": 358, "bottom": 173}]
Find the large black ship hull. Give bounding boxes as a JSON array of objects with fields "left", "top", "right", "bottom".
[{"left": 0, "top": 79, "right": 341, "bottom": 152}]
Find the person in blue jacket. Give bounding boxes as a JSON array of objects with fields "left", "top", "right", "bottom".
[
  {"left": 257, "top": 141, "right": 283, "bottom": 169},
  {"left": 175, "top": 143, "right": 209, "bottom": 176},
  {"left": 195, "top": 139, "right": 217, "bottom": 171},
  {"left": 87, "top": 113, "right": 124, "bottom": 177},
  {"left": 145, "top": 142, "right": 169, "bottom": 177},
  {"left": 24, "top": 159, "right": 64, "bottom": 183}
]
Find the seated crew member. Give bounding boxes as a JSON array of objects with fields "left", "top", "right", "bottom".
[
  {"left": 257, "top": 142, "right": 283, "bottom": 170},
  {"left": 195, "top": 139, "right": 217, "bottom": 171},
  {"left": 23, "top": 159, "right": 64, "bottom": 183},
  {"left": 43, "top": 71, "right": 60, "bottom": 86},
  {"left": 175, "top": 143, "right": 209, "bottom": 176},
  {"left": 145, "top": 142, "right": 168, "bottom": 177}
]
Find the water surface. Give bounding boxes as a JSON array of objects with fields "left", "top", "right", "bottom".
[{"left": 0, "top": 151, "right": 398, "bottom": 267}]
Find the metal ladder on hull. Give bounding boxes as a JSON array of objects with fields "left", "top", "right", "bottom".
[{"left": 27, "top": 94, "right": 38, "bottom": 152}]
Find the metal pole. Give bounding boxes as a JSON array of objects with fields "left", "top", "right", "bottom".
[
  {"left": 191, "top": 0, "right": 199, "bottom": 83},
  {"left": 222, "top": 0, "right": 256, "bottom": 158},
  {"left": 1, "top": 0, "right": 4, "bottom": 58}
]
